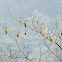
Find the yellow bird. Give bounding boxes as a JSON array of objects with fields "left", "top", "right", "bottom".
[
  {"left": 25, "top": 32, "right": 27, "bottom": 35},
  {"left": 61, "top": 32, "right": 62, "bottom": 35},
  {"left": 45, "top": 27, "right": 48, "bottom": 36},
  {"left": 5, "top": 27, "right": 8, "bottom": 34},
  {"left": 24, "top": 31, "right": 28, "bottom": 38},
  {"left": 49, "top": 37, "right": 52, "bottom": 42},
  {"left": 17, "top": 33, "right": 20, "bottom": 37},
  {"left": 24, "top": 21, "right": 27, "bottom": 28}
]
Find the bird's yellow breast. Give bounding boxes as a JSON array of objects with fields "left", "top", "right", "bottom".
[
  {"left": 49, "top": 38, "right": 52, "bottom": 42},
  {"left": 17, "top": 33, "right": 20, "bottom": 37},
  {"left": 24, "top": 21, "right": 26, "bottom": 25},
  {"left": 5, "top": 28, "right": 8, "bottom": 32}
]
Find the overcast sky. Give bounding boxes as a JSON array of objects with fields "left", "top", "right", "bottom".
[{"left": 0, "top": 0, "right": 62, "bottom": 62}]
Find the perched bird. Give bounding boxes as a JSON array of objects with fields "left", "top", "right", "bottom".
[
  {"left": 45, "top": 27, "right": 48, "bottom": 36},
  {"left": 5, "top": 27, "right": 8, "bottom": 34},
  {"left": 24, "top": 21, "right": 27, "bottom": 28},
  {"left": 24, "top": 31, "right": 28, "bottom": 38},
  {"left": 61, "top": 32, "right": 62, "bottom": 35},
  {"left": 49, "top": 37, "right": 52, "bottom": 42},
  {"left": 17, "top": 32, "right": 20, "bottom": 37},
  {"left": 25, "top": 32, "right": 27, "bottom": 35}
]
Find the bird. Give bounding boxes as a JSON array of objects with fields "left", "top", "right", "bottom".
[
  {"left": 61, "top": 32, "right": 62, "bottom": 35},
  {"left": 24, "top": 21, "right": 27, "bottom": 28},
  {"left": 17, "top": 32, "right": 20, "bottom": 37},
  {"left": 45, "top": 27, "right": 48, "bottom": 36},
  {"left": 49, "top": 37, "right": 52, "bottom": 42},
  {"left": 5, "top": 27, "right": 8, "bottom": 34},
  {"left": 24, "top": 31, "right": 28, "bottom": 38},
  {"left": 25, "top": 32, "right": 27, "bottom": 35}
]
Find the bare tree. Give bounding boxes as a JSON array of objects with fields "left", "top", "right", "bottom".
[{"left": 0, "top": 7, "right": 62, "bottom": 62}]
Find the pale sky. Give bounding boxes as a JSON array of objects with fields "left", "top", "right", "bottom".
[{"left": 0, "top": 0, "right": 62, "bottom": 62}]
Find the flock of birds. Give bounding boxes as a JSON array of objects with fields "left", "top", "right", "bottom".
[
  {"left": 5, "top": 21, "right": 62, "bottom": 41},
  {"left": 5, "top": 21, "right": 27, "bottom": 38}
]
